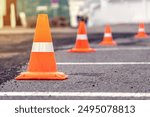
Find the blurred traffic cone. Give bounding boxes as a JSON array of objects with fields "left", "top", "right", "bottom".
[
  {"left": 134, "top": 23, "right": 149, "bottom": 39},
  {"left": 99, "top": 25, "right": 117, "bottom": 46},
  {"left": 16, "top": 14, "right": 68, "bottom": 80},
  {"left": 68, "top": 21, "right": 96, "bottom": 52}
]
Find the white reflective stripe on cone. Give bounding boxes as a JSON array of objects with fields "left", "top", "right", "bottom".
[
  {"left": 104, "top": 33, "right": 112, "bottom": 37},
  {"left": 77, "top": 34, "right": 88, "bottom": 40},
  {"left": 32, "top": 42, "right": 54, "bottom": 52},
  {"left": 139, "top": 28, "right": 145, "bottom": 32}
]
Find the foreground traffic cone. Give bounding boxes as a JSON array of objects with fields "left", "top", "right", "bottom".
[
  {"left": 134, "top": 23, "right": 149, "bottom": 39},
  {"left": 68, "top": 21, "right": 96, "bottom": 52},
  {"left": 99, "top": 25, "right": 117, "bottom": 46},
  {"left": 16, "top": 14, "right": 68, "bottom": 80}
]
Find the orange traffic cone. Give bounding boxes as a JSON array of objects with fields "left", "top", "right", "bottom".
[
  {"left": 99, "top": 25, "right": 117, "bottom": 46},
  {"left": 134, "top": 23, "right": 149, "bottom": 39},
  {"left": 16, "top": 14, "right": 68, "bottom": 80},
  {"left": 68, "top": 21, "right": 96, "bottom": 52}
]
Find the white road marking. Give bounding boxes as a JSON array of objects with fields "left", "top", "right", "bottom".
[
  {"left": 96, "top": 47, "right": 150, "bottom": 51},
  {"left": 0, "top": 92, "right": 150, "bottom": 97},
  {"left": 57, "top": 62, "right": 150, "bottom": 65}
]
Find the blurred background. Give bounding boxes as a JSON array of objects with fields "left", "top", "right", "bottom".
[{"left": 0, "top": 0, "right": 150, "bottom": 29}]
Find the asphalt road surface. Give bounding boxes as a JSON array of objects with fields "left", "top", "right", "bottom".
[{"left": 0, "top": 24, "right": 150, "bottom": 100}]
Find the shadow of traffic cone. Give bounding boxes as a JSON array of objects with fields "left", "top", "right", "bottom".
[
  {"left": 99, "top": 25, "right": 117, "bottom": 46},
  {"left": 134, "top": 23, "right": 149, "bottom": 39},
  {"left": 68, "top": 21, "right": 96, "bottom": 52},
  {"left": 16, "top": 14, "right": 68, "bottom": 80}
]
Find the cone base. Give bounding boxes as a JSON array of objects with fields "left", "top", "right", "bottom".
[
  {"left": 15, "top": 72, "right": 68, "bottom": 80},
  {"left": 134, "top": 34, "right": 149, "bottom": 39},
  {"left": 99, "top": 41, "right": 117, "bottom": 46},
  {"left": 67, "top": 48, "right": 96, "bottom": 53}
]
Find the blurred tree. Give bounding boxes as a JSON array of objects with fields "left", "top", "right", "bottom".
[
  {"left": 17, "top": 0, "right": 69, "bottom": 18},
  {"left": 16, "top": 0, "right": 70, "bottom": 27}
]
